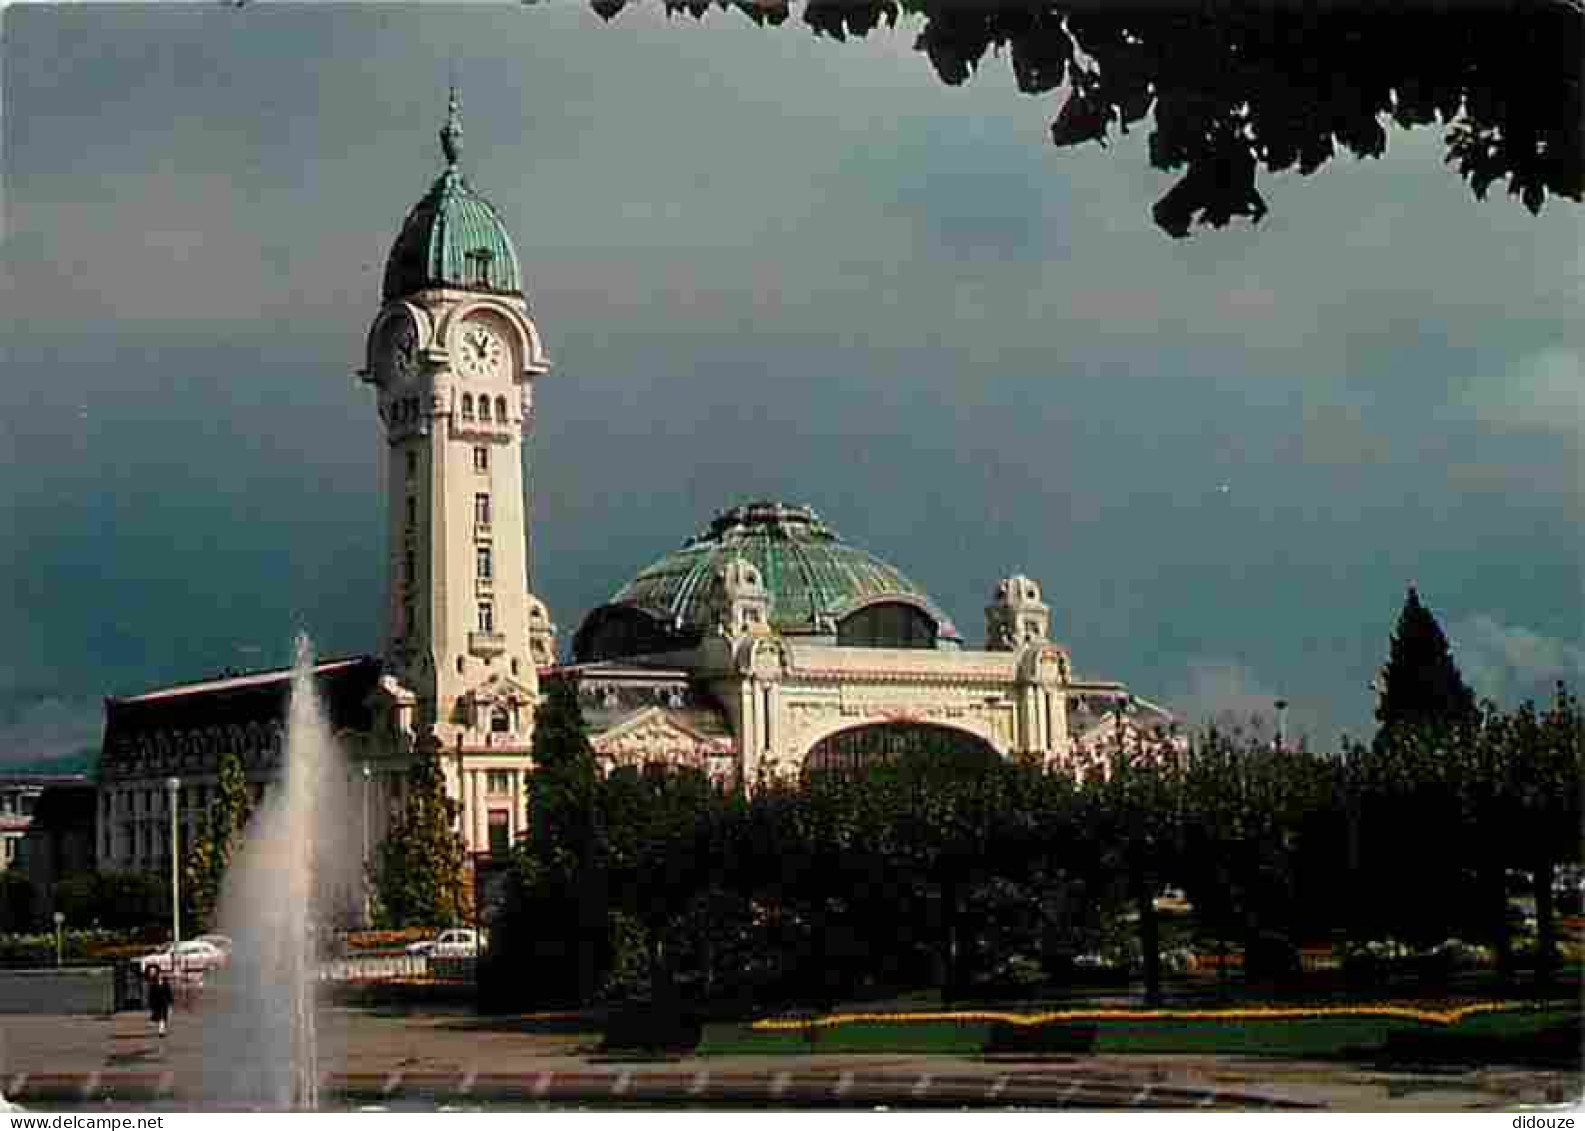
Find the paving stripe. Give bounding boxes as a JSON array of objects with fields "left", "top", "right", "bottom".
[
  {"left": 833, "top": 1071, "right": 853, "bottom": 1099},
  {"left": 688, "top": 1070, "right": 710, "bottom": 1097}
]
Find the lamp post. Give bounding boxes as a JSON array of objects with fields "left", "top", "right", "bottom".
[
  {"left": 360, "top": 763, "right": 372, "bottom": 928},
  {"left": 165, "top": 776, "right": 180, "bottom": 978},
  {"left": 1274, "top": 698, "right": 1289, "bottom": 753},
  {"left": 53, "top": 911, "right": 64, "bottom": 967}
]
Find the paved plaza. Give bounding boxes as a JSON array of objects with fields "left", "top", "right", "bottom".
[{"left": 2, "top": 1005, "right": 1579, "bottom": 1111}]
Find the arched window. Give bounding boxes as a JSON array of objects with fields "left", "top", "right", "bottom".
[
  {"left": 804, "top": 723, "right": 999, "bottom": 778},
  {"left": 478, "top": 397, "right": 491, "bottom": 422},
  {"left": 462, "top": 393, "right": 474, "bottom": 419},
  {"left": 836, "top": 602, "right": 938, "bottom": 649},
  {"left": 492, "top": 706, "right": 512, "bottom": 734},
  {"left": 495, "top": 396, "right": 508, "bottom": 421}
]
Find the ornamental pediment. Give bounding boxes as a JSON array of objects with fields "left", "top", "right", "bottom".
[
  {"left": 592, "top": 706, "right": 734, "bottom": 761},
  {"left": 462, "top": 672, "right": 537, "bottom": 708}
]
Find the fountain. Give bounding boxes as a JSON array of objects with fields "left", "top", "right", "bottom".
[{"left": 199, "top": 633, "right": 355, "bottom": 1109}]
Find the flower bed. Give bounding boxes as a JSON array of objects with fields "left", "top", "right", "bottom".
[{"left": 748, "top": 1000, "right": 1530, "bottom": 1032}]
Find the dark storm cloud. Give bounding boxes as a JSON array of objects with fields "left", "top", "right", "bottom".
[{"left": 0, "top": 3, "right": 1579, "bottom": 762}]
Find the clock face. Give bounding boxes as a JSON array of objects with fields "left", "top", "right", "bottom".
[
  {"left": 456, "top": 322, "right": 508, "bottom": 381},
  {"left": 379, "top": 319, "right": 419, "bottom": 385}
]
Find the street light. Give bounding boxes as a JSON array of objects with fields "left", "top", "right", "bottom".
[
  {"left": 1274, "top": 699, "right": 1290, "bottom": 753},
  {"left": 53, "top": 911, "right": 64, "bottom": 967},
  {"left": 361, "top": 763, "right": 372, "bottom": 928},
  {"left": 165, "top": 776, "right": 181, "bottom": 978}
]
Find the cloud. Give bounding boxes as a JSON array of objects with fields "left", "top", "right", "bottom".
[
  {"left": 0, "top": 696, "right": 102, "bottom": 765},
  {"left": 1165, "top": 658, "right": 1281, "bottom": 730},
  {"left": 1451, "top": 614, "right": 1585, "bottom": 707},
  {"left": 1459, "top": 347, "right": 1585, "bottom": 438},
  {"left": 1163, "top": 658, "right": 1343, "bottom": 748}
]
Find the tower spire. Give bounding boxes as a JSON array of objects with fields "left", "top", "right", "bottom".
[{"left": 439, "top": 85, "right": 463, "bottom": 168}]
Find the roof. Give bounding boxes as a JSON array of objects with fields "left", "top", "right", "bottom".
[
  {"left": 590, "top": 501, "right": 960, "bottom": 644},
  {"left": 101, "top": 656, "right": 384, "bottom": 770},
  {"left": 382, "top": 91, "right": 522, "bottom": 301},
  {"left": 114, "top": 657, "right": 370, "bottom": 704}
]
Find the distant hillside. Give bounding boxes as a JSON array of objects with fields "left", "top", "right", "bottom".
[{"left": 2, "top": 747, "right": 98, "bottom": 777}]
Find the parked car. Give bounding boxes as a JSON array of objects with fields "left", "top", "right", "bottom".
[
  {"left": 139, "top": 939, "right": 227, "bottom": 976},
  {"left": 406, "top": 928, "right": 480, "bottom": 959},
  {"left": 194, "top": 933, "right": 234, "bottom": 958}
]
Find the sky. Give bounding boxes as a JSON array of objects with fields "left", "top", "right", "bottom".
[{"left": 0, "top": 2, "right": 1580, "bottom": 764}]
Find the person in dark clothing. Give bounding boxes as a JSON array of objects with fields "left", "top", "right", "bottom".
[{"left": 147, "top": 968, "right": 174, "bottom": 1037}]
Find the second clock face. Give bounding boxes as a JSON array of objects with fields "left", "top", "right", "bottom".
[{"left": 457, "top": 322, "right": 508, "bottom": 381}]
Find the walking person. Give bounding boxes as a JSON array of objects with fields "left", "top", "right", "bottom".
[{"left": 147, "top": 967, "right": 174, "bottom": 1038}]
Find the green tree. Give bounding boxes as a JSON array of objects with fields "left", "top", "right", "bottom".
[
  {"left": 182, "top": 749, "right": 254, "bottom": 932},
  {"left": 1178, "top": 728, "right": 1347, "bottom": 984},
  {"left": 372, "top": 733, "right": 469, "bottom": 928},
  {"left": 484, "top": 674, "right": 611, "bottom": 1007},
  {"left": 1375, "top": 586, "right": 1477, "bottom": 739},
  {"left": 0, "top": 870, "right": 35, "bottom": 932},
  {"left": 1082, "top": 736, "right": 1185, "bottom": 1006},
  {"left": 1501, "top": 686, "right": 1583, "bottom": 992},
  {"left": 602, "top": 763, "right": 735, "bottom": 1006}
]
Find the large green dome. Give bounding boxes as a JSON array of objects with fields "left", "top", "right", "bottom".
[
  {"left": 573, "top": 502, "right": 962, "bottom": 661},
  {"left": 382, "top": 92, "right": 522, "bottom": 301}
]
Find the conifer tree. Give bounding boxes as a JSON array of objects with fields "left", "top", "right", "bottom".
[
  {"left": 1375, "top": 586, "right": 1477, "bottom": 736},
  {"left": 184, "top": 749, "right": 254, "bottom": 932},
  {"left": 529, "top": 676, "right": 595, "bottom": 770},
  {"left": 373, "top": 734, "right": 469, "bottom": 927}
]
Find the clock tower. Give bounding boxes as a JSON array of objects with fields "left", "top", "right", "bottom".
[{"left": 360, "top": 91, "right": 554, "bottom": 855}]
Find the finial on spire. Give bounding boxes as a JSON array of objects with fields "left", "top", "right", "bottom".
[{"left": 439, "top": 85, "right": 463, "bottom": 168}]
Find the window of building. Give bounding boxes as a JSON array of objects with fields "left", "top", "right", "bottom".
[
  {"left": 406, "top": 495, "right": 417, "bottom": 528},
  {"left": 486, "top": 770, "right": 512, "bottom": 794},
  {"left": 474, "top": 493, "right": 491, "bottom": 526},
  {"left": 405, "top": 450, "right": 417, "bottom": 481},
  {"left": 478, "top": 398, "right": 491, "bottom": 422},
  {"left": 491, "top": 707, "right": 511, "bottom": 734},
  {"left": 467, "top": 248, "right": 495, "bottom": 288},
  {"left": 476, "top": 546, "right": 493, "bottom": 580},
  {"left": 473, "top": 446, "right": 489, "bottom": 474},
  {"left": 477, "top": 601, "right": 494, "bottom": 634},
  {"left": 404, "top": 549, "right": 416, "bottom": 586},
  {"left": 19, "top": 794, "right": 34, "bottom": 817},
  {"left": 487, "top": 810, "right": 510, "bottom": 858},
  {"left": 462, "top": 393, "right": 474, "bottom": 419},
  {"left": 0, "top": 794, "right": 12, "bottom": 816},
  {"left": 495, "top": 396, "right": 508, "bottom": 421}
]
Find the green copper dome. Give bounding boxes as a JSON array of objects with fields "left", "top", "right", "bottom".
[
  {"left": 589, "top": 502, "right": 962, "bottom": 650},
  {"left": 382, "top": 91, "right": 523, "bottom": 301}
]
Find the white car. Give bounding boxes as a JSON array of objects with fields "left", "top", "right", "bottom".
[
  {"left": 194, "top": 933, "right": 234, "bottom": 958},
  {"left": 408, "top": 928, "right": 480, "bottom": 959},
  {"left": 140, "top": 939, "right": 227, "bottom": 976}
]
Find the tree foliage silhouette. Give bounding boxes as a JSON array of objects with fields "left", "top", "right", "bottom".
[
  {"left": 585, "top": 0, "right": 1581, "bottom": 237},
  {"left": 183, "top": 749, "right": 253, "bottom": 932},
  {"left": 1375, "top": 585, "right": 1477, "bottom": 737},
  {"left": 373, "top": 736, "right": 469, "bottom": 928}
]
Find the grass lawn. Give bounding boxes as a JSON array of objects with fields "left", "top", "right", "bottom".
[{"left": 697, "top": 1006, "right": 1582, "bottom": 1065}]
